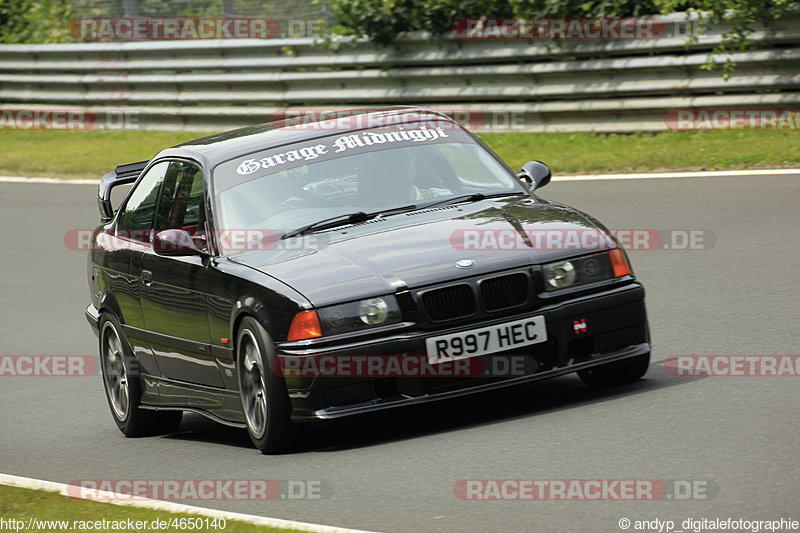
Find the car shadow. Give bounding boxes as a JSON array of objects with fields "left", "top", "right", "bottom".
[
  {"left": 161, "top": 362, "right": 702, "bottom": 453},
  {"left": 162, "top": 414, "right": 253, "bottom": 449},
  {"left": 306, "top": 362, "right": 703, "bottom": 453}
]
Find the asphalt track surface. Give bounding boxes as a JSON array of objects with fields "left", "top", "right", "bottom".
[{"left": 1, "top": 174, "right": 798, "bottom": 533}]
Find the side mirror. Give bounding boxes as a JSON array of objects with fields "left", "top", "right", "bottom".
[
  {"left": 153, "top": 229, "right": 206, "bottom": 256},
  {"left": 517, "top": 160, "right": 552, "bottom": 191}
]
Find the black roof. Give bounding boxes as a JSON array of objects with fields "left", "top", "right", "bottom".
[{"left": 154, "top": 107, "right": 458, "bottom": 169}]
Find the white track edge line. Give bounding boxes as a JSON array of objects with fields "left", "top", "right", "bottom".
[
  {"left": 0, "top": 473, "right": 380, "bottom": 533},
  {"left": 1, "top": 168, "right": 799, "bottom": 186},
  {"left": 0, "top": 176, "right": 98, "bottom": 185},
  {"left": 552, "top": 168, "right": 800, "bottom": 181}
]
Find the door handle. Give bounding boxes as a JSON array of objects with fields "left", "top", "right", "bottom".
[{"left": 142, "top": 270, "right": 152, "bottom": 287}]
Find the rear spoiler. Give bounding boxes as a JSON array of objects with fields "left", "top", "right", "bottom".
[{"left": 98, "top": 160, "right": 149, "bottom": 222}]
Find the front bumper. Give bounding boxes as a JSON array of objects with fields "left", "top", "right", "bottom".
[
  {"left": 277, "top": 282, "right": 650, "bottom": 421},
  {"left": 85, "top": 304, "right": 101, "bottom": 336}
]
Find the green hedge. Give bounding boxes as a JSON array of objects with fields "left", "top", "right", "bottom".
[
  {"left": 0, "top": 0, "right": 75, "bottom": 43},
  {"left": 326, "top": 0, "right": 795, "bottom": 44},
  {"left": 324, "top": 0, "right": 797, "bottom": 75},
  {"left": 326, "top": 0, "right": 667, "bottom": 45}
]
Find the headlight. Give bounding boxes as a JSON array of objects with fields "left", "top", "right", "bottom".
[
  {"left": 543, "top": 252, "right": 616, "bottom": 291},
  {"left": 318, "top": 296, "right": 402, "bottom": 335},
  {"left": 544, "top": 260, "right": 576, "bottom": 289},
  {"left": 359, "top": 298, "right": 389, "bottom": 325}
]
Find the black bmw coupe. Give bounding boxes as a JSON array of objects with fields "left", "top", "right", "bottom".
[{"left": 86, "top": 108, "right": 650, "bottom": 453}]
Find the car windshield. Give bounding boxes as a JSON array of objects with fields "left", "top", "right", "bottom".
[{"left": 213, "top": 123, "right": 524, "bottom": 233}]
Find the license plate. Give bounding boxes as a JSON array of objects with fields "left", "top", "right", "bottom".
[{"left": 426, "top": 315, "right": 547, "bottom": 364}]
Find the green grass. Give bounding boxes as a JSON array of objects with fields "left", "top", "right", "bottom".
[
  {"left": 479, "top": 129, "right": 800, "bottom": 174},
  {"left": 0, "top": 485, "right": 306, "bottom": 533},
  {"left": 0, "top": 129, "right": 798, "bottom": 179},
  {"left": 0, "top": 130, "right": 205, "bottom": 179}
]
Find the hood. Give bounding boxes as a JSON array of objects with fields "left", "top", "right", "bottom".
[{"left": 230, "top": 197, "right": 615, "bottom": 307}]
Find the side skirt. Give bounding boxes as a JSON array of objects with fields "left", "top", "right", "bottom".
[{"left": 140, "top": 374, "right": 246, "bottom": 427}]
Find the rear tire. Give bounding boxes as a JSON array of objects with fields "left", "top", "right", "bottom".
[
  {"left": 578, "top": 352, "right": 650, "bottom": 388},
  {"left": 236, "top": 316, "right": 304, "bottom": 454},
  {"left": 99, "top": 313, "right": 182, "bottom": 436}
]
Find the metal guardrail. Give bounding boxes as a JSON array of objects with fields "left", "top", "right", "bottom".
[{"left": 0, "top": 12, "right": 798, "bottom": 132}]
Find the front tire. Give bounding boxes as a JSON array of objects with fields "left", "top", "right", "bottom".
[
  {"left": 236, "top": 316, "right": 303, "bottom": 454},
  {"left": 99, "top": 313, "right": 182, "bottom": 436},
  {"left": 577, "top": 352, "right": 650, "bottom": 388}
]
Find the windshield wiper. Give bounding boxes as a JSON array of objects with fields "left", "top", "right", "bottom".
[
  {"left": 281, "top": 204, "right": 417, "bottom": 239},
  {"left": 420, "top": 191, "right": 526, "bottom": 210}
]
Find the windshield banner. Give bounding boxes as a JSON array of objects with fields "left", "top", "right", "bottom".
[{"left": 215, "top": 122, "right": 472, "bottom": 193}]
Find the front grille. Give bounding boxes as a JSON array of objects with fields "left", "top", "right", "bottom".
[
  {"left": 421, "top": 284, "right": 475, "bottom": 321},
  {"left": 481, "top": 273, "right": 529, "bottom": 311}
]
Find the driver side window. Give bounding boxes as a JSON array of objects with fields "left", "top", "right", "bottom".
[
  {"left": 154, "top": 161, "right": 208, "bottom": 252},
  {"left": 117, "top": 162, "right": 169, "bottom": 242}
]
